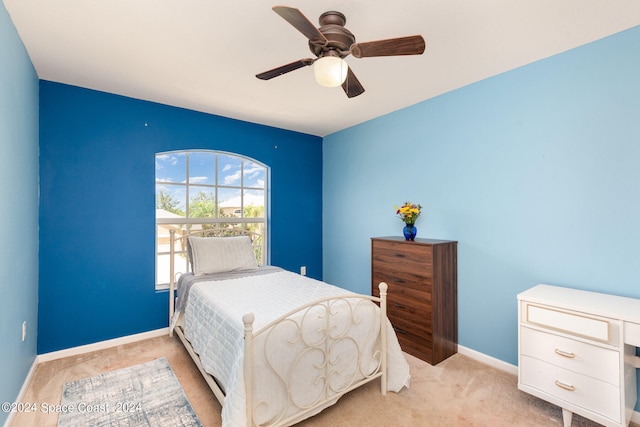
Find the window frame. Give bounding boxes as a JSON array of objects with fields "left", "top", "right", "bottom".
[{"left": 155, "top": 150, "right": 269, "bottom": 289}]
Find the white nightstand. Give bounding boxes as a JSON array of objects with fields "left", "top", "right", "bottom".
[{"left": 518, "top": 284, "right": 640, "bottom": 427}]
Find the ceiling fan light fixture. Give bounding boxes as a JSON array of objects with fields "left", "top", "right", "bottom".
[
  {"left": 257, "top": 7, "right": 425, "bottom": 97},
  {"left": 314, "top": 55, "right": 348, "bottom": 88}
]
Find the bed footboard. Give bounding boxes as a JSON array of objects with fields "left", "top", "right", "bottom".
[{"left": 242, "top": 283, "right": 388, "bottom": 427}]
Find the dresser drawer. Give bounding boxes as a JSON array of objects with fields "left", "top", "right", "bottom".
[
  {"left": 387, "top": 305, "right": 431, "bottom": 338},
  {"left": 387, "top": 296, "right": 430, "bottom": 321},
  {"left": 373, "top": 277, "right": 432, "bottom": 301},
  {"left": 520, "top": 326, "right": 619, "bottom": 386},
  {"left": 523, "top": 302, "right": 613, "bottom": 344},
  {"left": 394, "top": 328, "right": 433, "bottom": 361},
  {"left": 372, "top": 239, "right": 433, "bottom": 263},
  {"left": 520, "top": 355, "right": 621, "bottom": 423},
  {"left": 373, "top": 274, "right": 432, "bottom": 298},
  {"left": 372, "top": 243, "right": 432, "bottom": 279}
]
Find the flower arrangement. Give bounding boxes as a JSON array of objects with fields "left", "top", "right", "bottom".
[{"left": 395, "top": 201, "right": 422, "bottom": 225}]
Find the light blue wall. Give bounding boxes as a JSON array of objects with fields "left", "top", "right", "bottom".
[
  {"left": 323, "top": 26, "right": 640, "bottom": 406},
  {"left": 0, "top": 3, "right": 40, "bottom": 425}
]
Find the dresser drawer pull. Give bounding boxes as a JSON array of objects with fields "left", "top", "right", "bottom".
[
  {"left": 554, "top": 380, "right": 576, "bottom": 392},
  {"left": 554, "top": 349, "right": 576, "bottom": 359},
  {"left": 393, "top": 302, "right": 407, "bottom": 309},
  {"left": 393, "top": 327, "right": 408, "bottom": 335},
  {"left": 394, "top": 253, "right": 407, "bottom": 258}
]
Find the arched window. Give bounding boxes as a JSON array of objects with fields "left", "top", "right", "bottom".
[{"left": 155, "top": 150, "right": 268, "bottom": 289}]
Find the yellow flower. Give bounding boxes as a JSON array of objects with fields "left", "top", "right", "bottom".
[{"left": 395, "top": 201, "right": 422, "bottom": 224}]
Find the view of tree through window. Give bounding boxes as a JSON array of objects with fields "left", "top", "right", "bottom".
[{"left": 155, "top": 151, "right": 268, "bottom": 288}]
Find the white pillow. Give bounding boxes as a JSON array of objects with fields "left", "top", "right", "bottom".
[{"left": 188, "top": 235, "right": 259, "bottom": 275}]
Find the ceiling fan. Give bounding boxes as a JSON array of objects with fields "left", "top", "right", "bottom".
[{"left": 256, "top": 6, "right": 426, "bottom": 98}]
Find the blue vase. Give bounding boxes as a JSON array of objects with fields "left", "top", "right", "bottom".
[{"left": 403, "top": 224, "right": 417, "bottom": 241}]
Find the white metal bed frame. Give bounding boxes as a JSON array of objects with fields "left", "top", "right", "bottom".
[{"left": 167, "top": 228, "right": 389, "bottom": 426}]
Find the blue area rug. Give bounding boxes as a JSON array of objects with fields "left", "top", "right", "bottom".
[{"left": 57, "top": 357, "right": 202, "bottom": 426}]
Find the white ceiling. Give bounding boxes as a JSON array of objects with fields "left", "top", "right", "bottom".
[{"left": 4, "top": 1, "right": 640, "bottom": 137}]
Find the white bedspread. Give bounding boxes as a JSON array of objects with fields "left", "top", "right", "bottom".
[{"left": 183, "top": 270, "right": 410, "bottom": 427}]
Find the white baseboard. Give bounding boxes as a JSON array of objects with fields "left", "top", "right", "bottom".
[
  {"left": 3, "top": 358, "right": 38, "bottom": 427},
  {"left": 458, "top": 344, "right": 640, "bottom": 424},
  {"left": 36, "top": 328, "right": 168, "bottom": 363},
  {"left": 457, "top": 344, "right": 518, "bottom": 376}
]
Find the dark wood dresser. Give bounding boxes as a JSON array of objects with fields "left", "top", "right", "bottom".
[{"left": 371, "top": 236, "right": 458, "bottom": 365}]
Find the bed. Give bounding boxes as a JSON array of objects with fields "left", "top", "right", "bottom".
[{"left": 167, "top": 228, "right": 410, "bottom": 427}]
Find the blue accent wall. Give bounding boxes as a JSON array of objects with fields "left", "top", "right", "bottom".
[
  {"left": 38, "top": 82, "right": 323, "bottom": 353},
  {"left": 323, "top": 26, "right": 640, "bottom": 409},
  {"left": 0, "top": 3, "right": 39, "bottom": 425}
]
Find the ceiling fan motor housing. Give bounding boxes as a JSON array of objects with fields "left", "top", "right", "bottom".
[{"left": 309, "top": 11, "right": 355, "bottom": 58}]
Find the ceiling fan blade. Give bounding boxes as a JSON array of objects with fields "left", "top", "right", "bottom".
[
  {"left": 342, "top": 67, "right": 365, "bottom": 98},
  {"left": 256, "top": 58, "right": 315, "bottom": 80},
  {"left": 350, "top": 35, "right": 425, "bottom": 58},
  {"left": 272, "top": 6, "right": 328, "bottom": 45}
]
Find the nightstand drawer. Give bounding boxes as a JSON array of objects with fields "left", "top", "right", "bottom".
[
  {"left": 523, "top": 303, "right": 612, "bottom": 343},
  {"left": 624, "top": 321, "right": 640, "bottom": 347},
  {"left": 520, "top": 355, "right": 621, "bottom": 423},
  {"left": 520, "top": 326, "right": 619, "bottom": 386}
]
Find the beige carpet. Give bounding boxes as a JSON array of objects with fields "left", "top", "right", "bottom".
[{"left": 11, "top": 335, "right": 636, "bottom": 427}]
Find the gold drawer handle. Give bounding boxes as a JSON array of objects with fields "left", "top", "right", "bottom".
[
  {"left": 554, "top": 349, "right": 576, "bottom": 358},
  {"left": 554, "top": 380, "right": 576, "bottom": 392}
]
